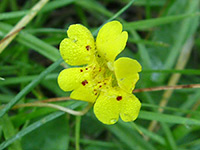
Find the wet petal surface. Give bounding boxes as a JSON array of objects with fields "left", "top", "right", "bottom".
[
  {"left": 119, "top": 93, "right": 141, "bottom": 122},
  {"left": 96, "top": 21, "right": 128, "bottom": 61},
  {"left": 94, "top": 90, "right": 120, "bottom": 124},
  {"left": 114, "top": 57, "right": 142, "bottom": 93},
  {"left": 70, "top": 82, "right": 98, "bottom": 103},
  {"left": 60, "top": 24, "right": 95, "bottom": 66},
  {"left": 57, "top": 68, "right": 85, "bottom": 91}
]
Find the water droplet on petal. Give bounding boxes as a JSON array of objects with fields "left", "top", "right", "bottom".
[{"left": 110, "top": 118, "right": 117, "bottom": 124}]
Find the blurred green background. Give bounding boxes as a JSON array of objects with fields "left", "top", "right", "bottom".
[{"left": 0, "top": 0, "right": 200, "bottom": 150}]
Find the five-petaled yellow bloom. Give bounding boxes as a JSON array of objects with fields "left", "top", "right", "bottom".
[{"left": 58, "top": 21, "right": 142, "bottom": 124}]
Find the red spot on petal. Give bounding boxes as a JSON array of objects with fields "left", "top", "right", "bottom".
[
  {"left": 99, "top": 85, "right": 102, "bottom": 88},
  {"left": 85, "top": 68, "right": 88, "bottom": 70},
  {"left": 116, "top": 96, "right": 122, "bottom": 101},
  {"left": 80, "top": 69, "right": 83, "bottom": 72},
  {"left": 86, "top": 45, "right": 90, "bottom": 51},
  {"left": 95, "top": 93, "right": 97, "bottom": 95},
  {"left": 81, "top": 80, "right": 88, "bottom": 86}
]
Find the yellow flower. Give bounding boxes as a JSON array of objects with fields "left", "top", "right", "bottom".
[{"left": 58, "top": 21, "right": 142, "bottom": 124}]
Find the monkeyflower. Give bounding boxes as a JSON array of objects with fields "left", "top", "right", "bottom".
[{"left": 58, "top": 21, "right": 142, "bottom": 124}]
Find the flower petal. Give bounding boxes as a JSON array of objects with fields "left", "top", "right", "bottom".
[
  {"left": 120, "top": 94, "right": 141, "bottom": 122},
  {"left": 96, "top": 21, "right": 128, "bottom": 61},
  {"left": 114, "top": 57, "right": 142, "bottom": 93},
  {"left": 60, "top": 24, "right": 95, "bottom": 66},
  {"left": 94, "top": 89, "right": 120, "bottom": 125},
  {"left": 57, "top": 68, "right": 85, "bottom": 91},
  {"left": 70, "top": 80, "right": 98, "bottom": 103}
]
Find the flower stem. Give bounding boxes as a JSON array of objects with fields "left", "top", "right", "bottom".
[
  {"left": 75, "top": 116, "right": 81, "bottom": 150},
  {"left": 12, "top": 102, "right": 92, "bottom": 116},
  {"left": 39, "top": 97, "right": 71, "bottom": 103}
]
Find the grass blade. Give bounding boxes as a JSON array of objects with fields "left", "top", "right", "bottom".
[
  {"left": 161, "top": 123, "right": 177, "bottom": 150},
  {"left": 0, "top": 58, "right": 62, "bottom": 117},
  {"left": 0, "top": 111, "right": 64, "bottom": 149},
  {"left": 124, "top": 12, "right": 200, "bottom": 30},
  {"left": 0, "top": 115, "right": 22, "bottom": 150},
  {"left": 0, "top": 22, "right": 60, "bottom": 62},
  {"left": 139, "top": 111, "right": 200, "bottom": 125},
  {"left": 0, "top": 0, "right": 50, "bottom": 53}
]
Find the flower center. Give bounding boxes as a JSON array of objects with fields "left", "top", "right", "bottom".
[{"left": 89, "top": 51, "right": 119, "bottom": 91}]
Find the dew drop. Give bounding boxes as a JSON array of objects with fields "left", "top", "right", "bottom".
[{"left": 110, "top": 118, "right": 117, "bottom": 124}]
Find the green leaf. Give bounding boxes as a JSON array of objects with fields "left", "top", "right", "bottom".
[
  {"left": 164, "top": 1, "right": 199, "bottom": 70},
  {"left": 133, "top": 123, "right": 166, "bottom": 145},
  {"left": 0, "top": 111, "right": 64, "bottom": 150},
  {"left": 0, "top": 59, "right": 62, "bottom": 118},
  {"left": 0, "top": 73, "right": 58, "bottom": 86},
  {"left": 0, "top": 101, "right": 83, "bottom": 150},
  {"left": 21, "top": 116, "right": 69, "bottom": 150},
  {"left": 106, "top": 121, "right": 156, "bottom": 150},
  {"left": 161, "top": 123, "right": 177, "bottom": 150},
  {"left": 139, "top": 111, "right": 200, "bottom": 125},
  {"left": 0, "top": 115, "right": 22, "bottom": 150},
  {"left": 124, "top": 12, "right": 200, "bottom": 30},
  {"left": 142, "top": 69, "right": 200, "bottom": 75},
  {"left": 0, "top": 22, "right": 60, "bottom": 62},
  {"left": 0, "top": 0, "right": 75, "bottom": 20},
  {"left": 40, "top": 0, "right": 75, "bottom": 13},
  {"left": 0, "top": 10, "right": 28, "bottom": 20}
]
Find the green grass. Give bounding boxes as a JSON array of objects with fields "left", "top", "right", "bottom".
[{"left": 0, "top": 0, "right": 200, "bottom": 150}]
